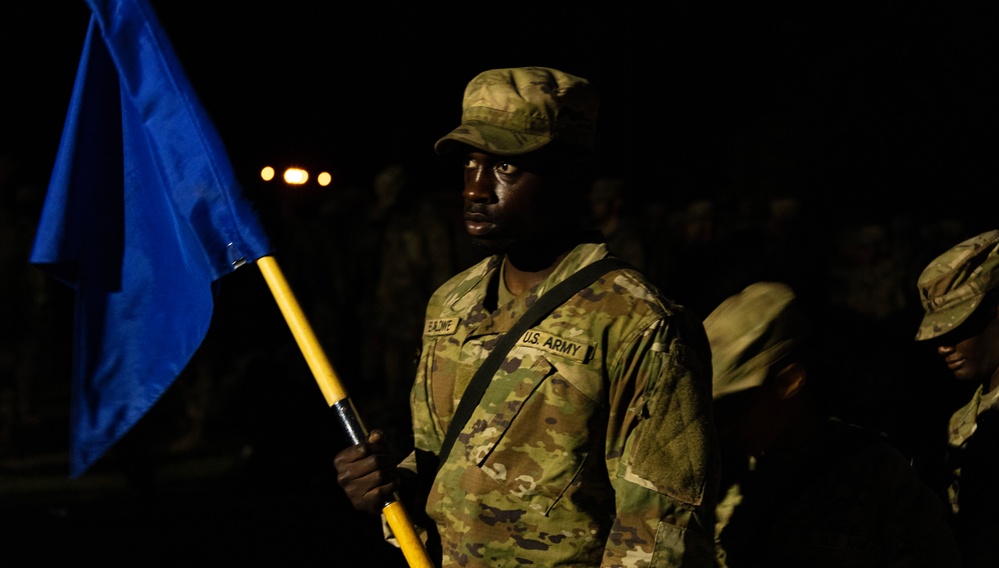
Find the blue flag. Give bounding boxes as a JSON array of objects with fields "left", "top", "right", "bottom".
[{"left": 30, "top": 0, "right": 272, "bottom": 478}]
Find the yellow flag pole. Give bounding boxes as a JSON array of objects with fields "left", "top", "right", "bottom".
[{"left": 256, "top": 255, "right": 435, "bottom": 568}]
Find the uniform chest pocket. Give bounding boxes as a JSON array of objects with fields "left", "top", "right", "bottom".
[{"left": 463, "top": 355, "right": 600, "bottom": 514}]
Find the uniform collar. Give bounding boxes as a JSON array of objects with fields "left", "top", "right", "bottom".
[{"left": 452, "top": 242, "right": 612, "bottom": 339}]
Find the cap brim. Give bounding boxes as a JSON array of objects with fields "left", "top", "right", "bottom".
[
  {"left": 713, "top": 365, "right": 768, "bottom": 400},
  {"left": 915, "top": 294, "right": 984, "bottom": 341},
  {"left": 434, "top": 121, "right": 551, "bottom": 156},
  {"left": 712, "top": 338, "right": 795, "bottom": 400}
]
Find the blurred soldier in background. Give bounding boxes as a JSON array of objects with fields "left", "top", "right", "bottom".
[
  {"left": 587, "top": 175, "right": 646, "bottom": 270},
  {"left": 706, "top": 281, "right": 960, "bottom": 568}
]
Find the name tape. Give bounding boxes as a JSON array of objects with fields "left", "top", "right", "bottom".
[
  {"left": 516, "top": 330, "right": 591, "bottom": 362},
  {"left": 425, "top": 317, "right": 460, "bottom": 336}
]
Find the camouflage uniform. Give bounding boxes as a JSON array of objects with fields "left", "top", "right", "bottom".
[
  {"left": 915, "top": 229, "right": 999, "bottom": 567},
  {"left": 401, "top": 241, "right": 718, "bottom": 567},
  {"left": 945, "top": 385, "right": 999, "bottom": 567}
]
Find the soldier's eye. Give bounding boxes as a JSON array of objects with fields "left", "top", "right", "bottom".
[{"left": 496, "top": 162, "right": 518, "bottom": 174}]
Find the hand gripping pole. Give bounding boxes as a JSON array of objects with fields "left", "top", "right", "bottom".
[{"left": 256, "top": 255, "right": 434, "bottom": 568}]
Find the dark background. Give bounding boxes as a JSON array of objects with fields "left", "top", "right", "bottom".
[
  {"left": 5, "top": 2, "right": 998, "bottom": 221},
  {"left": 1, "top": 2, "right": 998, "bottom": 566}
]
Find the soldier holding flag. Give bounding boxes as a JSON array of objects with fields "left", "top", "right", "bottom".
[{"left": 334, "top": 66, "right": 720, "bottom": 567}]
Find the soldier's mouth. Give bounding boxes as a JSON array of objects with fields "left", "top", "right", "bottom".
[{"left": 464, "top": 212, "right": 493, "bottom": 237}]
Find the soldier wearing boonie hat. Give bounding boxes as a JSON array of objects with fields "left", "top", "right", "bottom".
[
  {"left": 914, "top": 229, "right": 999, "bottom": 341},
  {"left": 914, "top": 229, "right": 999, "bottom": 568},
  {"left": 704, "top": 282, "right": 962, "bottom": 568},
  {"left": 335, "top": 66, "right": 720, "bottom": 567}
]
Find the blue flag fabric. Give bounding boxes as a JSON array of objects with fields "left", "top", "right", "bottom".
[{"left": 30, "top": 0, "right": 272, "bottom": 478}]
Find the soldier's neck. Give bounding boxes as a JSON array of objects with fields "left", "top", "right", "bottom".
[
  {"left": 502, "top": 253, "right": 566, "bottom": 296},
  {"left": 501, "top": 227, "right": 598, "bottom": 295}
]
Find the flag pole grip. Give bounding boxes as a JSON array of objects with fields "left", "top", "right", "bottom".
[{"left": 256, "top": 255, "right": 435, "bottom": 568}]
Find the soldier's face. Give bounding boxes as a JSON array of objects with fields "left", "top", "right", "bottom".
[
  {"left": 934, "top": 304, "right": 999, "bottom": 388},
  {"left": 460, "top": 150, "right": 557, "bottom": 254}
]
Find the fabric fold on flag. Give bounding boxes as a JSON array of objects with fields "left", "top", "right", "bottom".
[{"left": 30, "top": 0, "right": 272, "bottom": 478}]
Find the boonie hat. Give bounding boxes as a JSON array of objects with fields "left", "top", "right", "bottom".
[
  {"left": 915, "top": 229, "right": 999, "bottom": 341},
  {"left": 703, "top": 282, "right": 809, "bottom": 400},
  {"left": 434, "top": 67, "right": 599, "bottom": 156}
]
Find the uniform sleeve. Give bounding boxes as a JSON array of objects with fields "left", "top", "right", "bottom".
[{"left": 602, "top": 313, "right": 719, "bottom": 567}]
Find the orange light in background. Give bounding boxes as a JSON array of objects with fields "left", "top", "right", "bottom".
[
  {"left": 260, "top": 166, "right": 275, "bottom": 181},
  {"left": 317, "top": 171, "right": 332, "bottom": 187},
  {"left": 283, "top": 167, "right": 309, "bottom": 185}
]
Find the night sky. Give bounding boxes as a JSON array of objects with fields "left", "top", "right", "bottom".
[{"left": 4, "top": 2, "right": 997, "bottom": 227}]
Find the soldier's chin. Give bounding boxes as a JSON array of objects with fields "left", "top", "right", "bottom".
[{"left": 470, "top": 235, "right": 514, "bottom": 256}]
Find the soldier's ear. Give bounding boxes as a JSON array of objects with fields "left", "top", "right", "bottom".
[{"left": 773, "top": 362, "right": 806, "bottom": 401}]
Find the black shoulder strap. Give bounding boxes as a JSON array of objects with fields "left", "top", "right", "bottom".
[{"left": 436, "top": 257, "right": 631, "bottom": 472}]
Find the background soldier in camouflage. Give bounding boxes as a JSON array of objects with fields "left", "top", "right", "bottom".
[
  {"left": 706, "top": 281, "right": 960, "bottom": 568},
  {"left": 334, "top": 67, "right": 720, "bottom": 566},
  {"left": 915, "top": 229, "right": 999, "bottom": 568}
]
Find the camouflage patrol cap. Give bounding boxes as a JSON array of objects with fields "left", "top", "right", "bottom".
[
  {"left": 703, "top": 282, "right": 810, "bottom": 400},
  {"left": 915, "top": 229, "right": 999, "bottom": 341},
  {"left": 434, "top": 67, "right": 599, "bottom": 156}
]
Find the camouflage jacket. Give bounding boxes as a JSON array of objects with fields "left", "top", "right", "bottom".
[
  {"left": 947, "top": 384, "right": 999, "bottom": 516},
  {"left": 948, "top": 384, "right": 999, "bottom": 449},
  {"left": 947, "top": 385, "right": 999, "bottom": 567},
  {"left": 402, "top": 242, "right": 719, "bottom": 567}
]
